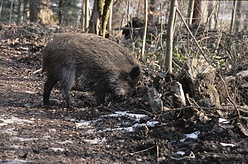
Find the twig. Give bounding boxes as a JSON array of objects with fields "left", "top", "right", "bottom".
[
  {"left": 129, "top": 145, "right": 155, "bottom": 156},
  {"left": 156, "top": 141, "right": 159, "bottom": 164}
]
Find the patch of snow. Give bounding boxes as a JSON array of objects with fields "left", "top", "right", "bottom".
[
  {"left": 176, "top": 151, "right": 185, "bottom": 155},
  {"left": 75, "top": 120, "right": 93, "bottom": 128},
  {"left": 12, "top": 137, "right": 38, "bottom": 142},
  {"left": 25, "top": 91, "right": 36, "bottom": 94},
  {"left": 57, "top": 140, "right": 73, "bottom": 144},
  {"left": 220, "top": 142, "right": 236, "bottom": 147},
  {"left": 0, "top": 116, "right": 33, "bottom": 126},
  {"left": 103, "top": 111, "right": 147, "bottom": 122},
  {"left": 49, "top": 147, "right": 65, "bottom": 152},
  {"left": 1, "top": 159, "right": 32, "bottom": 164},
  {"left": 219, "top": 118, "right": 229, "bottom": 124},
  {"left": 180, "top": 131, "right": 200, "bottom": 142},
  {"left": 84, "top": 137, "right": 107, "bottom": 144}
]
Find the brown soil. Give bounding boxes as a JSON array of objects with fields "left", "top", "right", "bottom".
[{"left": 0, "top": 23, "right": 247, "bottom": 164}]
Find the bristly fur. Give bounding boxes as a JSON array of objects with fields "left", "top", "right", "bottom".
[{"left": 42, "top": 33, "right": 142, "bottom": 106}]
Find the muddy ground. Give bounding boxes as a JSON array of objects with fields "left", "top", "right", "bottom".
[{"left": 0, "top": 23, "right": 248, "bottom": 163}]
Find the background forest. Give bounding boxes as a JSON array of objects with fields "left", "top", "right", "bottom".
[
  {"left": 0, "top": 0, "right": 248, "bottom": 163},
  {"left": 1, "top": 0, "right": 247, "bottom": 70}
]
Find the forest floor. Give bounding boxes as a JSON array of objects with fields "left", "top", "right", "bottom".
[{"left": 0, "top": 23, "right": 248, "bottom": 164}]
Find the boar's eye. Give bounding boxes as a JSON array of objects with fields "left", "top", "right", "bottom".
[{"left": 129, "top": 65, "right": 140, "bottom": 80}]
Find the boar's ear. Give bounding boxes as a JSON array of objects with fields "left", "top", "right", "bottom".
[{"left": 129, "top": 65, "right": 141, "bottom": 80}]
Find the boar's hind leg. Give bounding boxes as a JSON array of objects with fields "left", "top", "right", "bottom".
[
  {"left": 60, "top": 70, "right": 76, "bottom": 107},
  {"left": 44, "top": 76, "right": 58, "bottom": 106}
]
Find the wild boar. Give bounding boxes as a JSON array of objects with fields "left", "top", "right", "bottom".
[{"left": 42, "top": 33, "right": 142, "bottom": 107}]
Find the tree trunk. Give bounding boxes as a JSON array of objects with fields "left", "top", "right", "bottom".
[
  {"left": 148, "top": 0, "right": 156, "bottom": 22},
  {"left": 23, "top": 0, "right": 28, "bottom": 20},
  {"left": 58, "top": 0, "right": 63, "bottom": 25},
  {"left": 136, "top": 0, "right": 141, "bottom": 18},
  {"left": 29, "top": 0, "right": 40, "bottom": 22},
  {"left": 89, "top": 0, "right": 100, "bottom": 34},
  {"left": 192, "top": 0, "right": 201, "bottom": 25},
  {"left": 0, "top": 0, "right": 3, "bottom": 18},
  {"left": 141, "top": 0, "right": 148, "bottom": 61},
  {"left": 101, "top": 0, "right": 112, "bottom": 37},
  {"left": 187, "top": 0, "right": 194, "bottom": 25},
  {"left": 107, "top": 0, "right": 112, "bottom": 32},
  {"left": 81, "top": 0, "right": 89, "bottom": 32},
  {"left": 230, "top": 0, "right": 237, "bottom": 34},
  {"left": 9, "top": 0, "right": 14, "bottom": 23},
  {"left": 17, "top": 0, "right": 24, "bottom": 24},
  {"left": 208, "top": 1, "right": 218, "bottom": 30},
  {"left": 235, "top": 0, "right": 242, "bottom": 33},
  {"left": 165, "top": 0, "right": 177, "bottom": 74}
]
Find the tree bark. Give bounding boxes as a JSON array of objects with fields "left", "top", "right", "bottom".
[
  {"left": 101, "top": 0, "right": 112, "bottom": 37},
  {"left": 9, "top": 0, "right": 14, "bottom": 23},
  {"left": 81, "top": 0, "right": 89, "bottom": 32},
  {"left": 17, "top": 0, "right": 24, "bottom": 24},
  {"left": 141, "top": 0, "right": 148, "bottom": 61},
  {"left": 187, "top": 0, "right": 194, "bottom": 25},
  {"left": 230, "top": 0, "right": 237, "bottom": 34},
  {"left": 29, "top": 0, "right": 40, "bottom": 22},
  {"left": 89, "top": 0, "right": 100, "bottom": 34},
  {"left": 235, "top": 0, "right": 242, "bottom": 32},
  {"left": 192, "top": 0, "right": 201, "bottom": 25},
  {"left": 165, "top": 0, "right": 177, "bottom": 74}
]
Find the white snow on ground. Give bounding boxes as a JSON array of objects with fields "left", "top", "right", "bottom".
[
  {"left": 0, "top": 111, "right": 159, "bottom": 145},
  {"left": 74, "top": 111, "right": 159, "bottom": 134},
  {"left": 0, "top": 116, "right": 33, "bottom": 126}
]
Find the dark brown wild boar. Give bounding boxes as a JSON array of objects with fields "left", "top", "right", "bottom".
[{"left": 42, "top": 33, "right": 142, "bottom": 107}]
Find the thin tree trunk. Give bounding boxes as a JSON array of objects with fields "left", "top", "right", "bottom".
[
  {"left": 17, "top": 0, "right": 24, "bottom": 24},
  {"left": 58, "top": 0, "right": 63, "bottom": 25},
  {"left": 192, "top": 0, "right": 202, "bottom": 25},
  {"left": 29, "top": 0, "right": 40, "bottom": 22},
  {"left": 165, "top": 0, "right": 177, "bottom": 74},
  {"left": 230, "top": 0, "right": 237, "bottom": 34},
  {"left": 137, "top": 0, "right": 141, "bottom": 18},
  {"left": 127, "top": 0, "right": 130, "bottom": 21},
  {"left": 187, "top": 0, "right": 194, "bottom": 25},
  {"left": 81, "top": 0, "right": 89, "bottom": 32},
  {"left": 89, "top": 0, "right": 100, "bottom": 34},
  {"left": 107, "top": 0, "right": 112, "bottom": 32},
  {"left": 235, "top": 0, "right": 241, "bottom": 33},
  {"left": 23, "top": 0, "right": 28, "bottom": 20},
  {"left": 85, "top": 0, "right": 89, "bottom": 32},
  {"left": 101, "top": 0, "right": 112, "bottom": 37},
  {"left": 141, "top": 0, "right": 148, "bottom": 61},
  {"left": 0, "top": 0, "right": 4, "bottom": 18},
  {"left": 9, "top": 0, "right": 14, "bottom": 24}
]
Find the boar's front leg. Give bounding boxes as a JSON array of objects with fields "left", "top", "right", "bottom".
[{"left": 43, "top": 75, "right": 58, "bottom": 106}]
